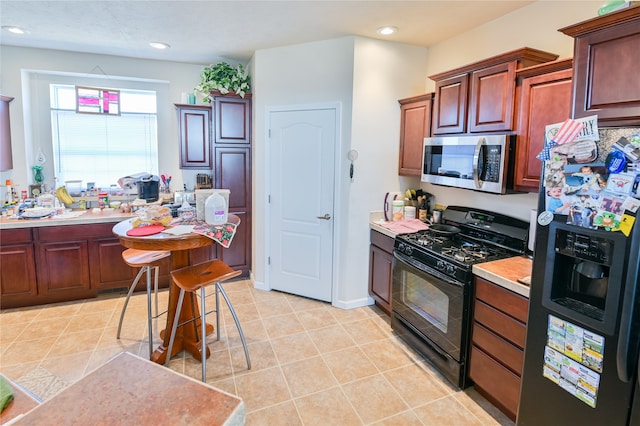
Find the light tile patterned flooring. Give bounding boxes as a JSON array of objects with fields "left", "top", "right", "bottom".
[{"left": 0, "top": 279, "right": 514, "bottom": 425}]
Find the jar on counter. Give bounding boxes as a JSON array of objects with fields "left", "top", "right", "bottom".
[
  {"left": 404, "top": 206, "right": 416, "bottom": 220},
  {"left": 98, "top": 192, "right": 109, "bottom": 209}
]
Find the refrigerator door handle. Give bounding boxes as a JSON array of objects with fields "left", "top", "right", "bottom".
[{"left": 617, "top": 237, "right": 640, "bottom": 382}]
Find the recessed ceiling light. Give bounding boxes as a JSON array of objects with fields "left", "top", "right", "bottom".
[
  {"left": 376, "top": 26, "right": 397, "bottom": 36},
  {"left": 3, "top": 26, "right": 27, "bottom": 35},
  {"left": 149, "top": 42, "right": 170, "bottom": 50}
]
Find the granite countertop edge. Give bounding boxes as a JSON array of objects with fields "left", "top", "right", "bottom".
[{"left": 0, "top": 210, "right": 136, "bottom": 229}]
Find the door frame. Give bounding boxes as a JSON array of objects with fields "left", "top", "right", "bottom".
[{"left": 263, "top": 102, "right": 343, "bottom": 303}]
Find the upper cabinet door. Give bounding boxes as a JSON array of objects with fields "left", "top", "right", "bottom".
[
  {"left": 398, "top": 93, "right": 433, "bottom": 176},
  {"left": 468, "top": 62, "right": 516, "bottom": 133},
  {"left": 213, "top": 96, "right": 251, "bottom": 144},
  {"left": 432, "top": 74, "right": 469, "bottom": 135},
  {"left": 560, "top": 7, "right": 640, "bottom": 127},
  {"left": 515, "top": 60, "right": 573, "bottom": 192},
  {"left": 430, "top": 48, "right": 558, "bottom": 135},
  {"left": 177, "top": 105, "right": 212, "bottom": 169}
]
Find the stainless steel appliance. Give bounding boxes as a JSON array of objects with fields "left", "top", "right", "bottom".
[
  {"left": 391, "top": 206, "right": 529, "bottom": 388},
  {"left": 422, "top": 134, "right": 516, "bottom": 194},
  {"left": 517, "top": 200, "right": 640, "bottom": 425}
]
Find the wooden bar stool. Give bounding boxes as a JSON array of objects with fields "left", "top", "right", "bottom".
[
  {"left": 117, "top": 248, "right": 171, "bottom": 357},
  {"left": 165, "top": 259, "right": 251, "bottom": 382}
]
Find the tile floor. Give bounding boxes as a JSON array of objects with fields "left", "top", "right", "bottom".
[{"left": 0, "top": 279, "right": 515, "bottom": 425}]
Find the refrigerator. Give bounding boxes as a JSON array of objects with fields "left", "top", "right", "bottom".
[{"left": 517, "top": 126, "right": 640, "bottom": 425}]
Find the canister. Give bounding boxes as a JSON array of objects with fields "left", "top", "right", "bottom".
[
  {"left": 98, "top": 192, "right": 109, "bottom": 209},
  {"left": 404, "top": 206, "right": 416, "bottom": 220},
  {"left": 392, "top": 200, "right": 404, "bottom": 221}
]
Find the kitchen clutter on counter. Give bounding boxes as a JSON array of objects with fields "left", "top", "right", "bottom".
[{"left": 383, "top": 189, "right": 438, "bottom": 224}]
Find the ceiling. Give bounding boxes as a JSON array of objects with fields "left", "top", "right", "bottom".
[{"left": 1, "top": 0, "right": 534, "bottom": 64}]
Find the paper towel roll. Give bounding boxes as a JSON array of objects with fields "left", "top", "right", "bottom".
[{"left": 528, "top": 209, "right": 537, "bottom": 252}]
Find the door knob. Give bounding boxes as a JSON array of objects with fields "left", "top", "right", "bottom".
[{"left": 317, "top": 213, "right": 331, "bottom": 220}]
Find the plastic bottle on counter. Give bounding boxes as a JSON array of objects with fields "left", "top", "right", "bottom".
[{"left": 205, "top": 192, "right": 228, "bottom": 225}]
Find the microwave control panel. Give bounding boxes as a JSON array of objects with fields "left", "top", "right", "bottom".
[
  {"left": 483, "top": 145, "right": 502, "bottom": 182},
  {"left": 554, "top": 229, "right": 614, "bottom": 265}
]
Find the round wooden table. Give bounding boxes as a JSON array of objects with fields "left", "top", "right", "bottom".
[{"left": 112, "top": 214, "right": 240, "bottom": 365}]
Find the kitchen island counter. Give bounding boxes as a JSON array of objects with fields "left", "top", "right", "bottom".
[
  {"left": 473, "top": 255, "right": 532, "bottom": 298},
  {"left": 0, "top": 209, "right": 136, "bottom": 229}
]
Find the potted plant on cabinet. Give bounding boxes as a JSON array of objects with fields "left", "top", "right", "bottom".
[{"left": 194, "top": 62, "right": 251, "bottom": 102}]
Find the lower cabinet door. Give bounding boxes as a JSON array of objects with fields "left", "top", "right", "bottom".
[
  {"left": 469, "top": 345, "right": 520, "bottom": 421},
  {"left": 36, "top": 240, "right": 94, "bottom": 302},
  {"left": 369, "top": 244, "right": 393, "bottom": 314},
  {"left": 0, "top": 243, "right": 37, "bottom": 308}
]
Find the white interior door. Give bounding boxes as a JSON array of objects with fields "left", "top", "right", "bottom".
[{"left": 268, "top": 107, "right": 336, "bottom": 301}]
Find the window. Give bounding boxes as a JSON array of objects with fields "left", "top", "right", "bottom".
[{"left": 50, "top": 84, "right": 158, "bottom": 189}]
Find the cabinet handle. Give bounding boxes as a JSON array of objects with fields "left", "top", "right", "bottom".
[{"left": 317, "top": 213, "right": 331, "bottom": 220}]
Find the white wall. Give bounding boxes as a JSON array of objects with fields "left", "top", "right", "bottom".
[
  {"left": 0, "top": 45, "right": 236, "bottom": 193},
  {"left": 345, "top": 38, "right": 428, "bottom": 304},
  {"left": 421, "top": 1, "right": 600, "bottom": 221},
  {"left": 252, "top": 37, "right": 428, "bottom": 307}
]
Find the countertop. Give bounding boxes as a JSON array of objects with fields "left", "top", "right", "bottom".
[
  {"left": 472, "top": 256, "right": 532, "bottom": 298},
  {"left": 0, "top": 209, "right": 136, "bottom": 229},
  {"left": 369, "top": 211, "right": 398, "bottom": 238},
  {"left": 11, "top": 352, "right": 245, "bottom": 425}
]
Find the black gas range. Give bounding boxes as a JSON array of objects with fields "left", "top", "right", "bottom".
[
  {"left": 394, "top": 207, "right": 529, "bottom": 283},
  {"left": 391, "top": 206, "right": 529, "bottom": 388}
]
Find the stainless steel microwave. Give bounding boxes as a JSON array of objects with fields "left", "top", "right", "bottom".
[{"left": 421, "top": 134, "right": 515, "bottom": 194}]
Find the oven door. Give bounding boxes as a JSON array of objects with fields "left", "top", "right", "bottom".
[{"left": 391, "top": 251, "right": 470, "bottom": 362}]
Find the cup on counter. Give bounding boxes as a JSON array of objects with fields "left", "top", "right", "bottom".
[{"left": 432, "top": 209, "right": 443, "bottom": 224}]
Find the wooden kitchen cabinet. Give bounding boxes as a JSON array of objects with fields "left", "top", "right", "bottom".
[
  {"left": 213, "top": 146, "right": 251, "bottom": 277},
  {"left": 213, "top": 95, "right": 251, "bottom": 144},
  {"left": 469, "top": 276, "right": 528, "bottom": 421},
  {"left": 0, "top": 229, "right": 37, "bottom": 308},
  {"left": 398, "top": 93, "right": 433, "bottom": 176},
  {"left": 36, "top": 227, "right": 93, "bottom": 304},
  {"left": 176, "top": 93, "right": 253, "bottom": 277},
  {"left": 560, "top": 6, "right": 640, "bottom": 127},
  {"left": 177, "top": 104, "right": 212, "bottom": 169},
  {"left": 368, "top": 229, "right": 394, "bottom": 315},
  {"left": 430, "top": 47, "right": 558, "bottom": 135},
  {"left": 514, "top": 59, "right": 573, "bottom": 192}
]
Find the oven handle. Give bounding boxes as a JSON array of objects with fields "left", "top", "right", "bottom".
[{"left": 393, "top": 251, "right": 464, "bottom": 288}]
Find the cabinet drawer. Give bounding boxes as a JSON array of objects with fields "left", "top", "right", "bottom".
[
  {"left": 472, "top": 323, "right": 524, "bottom": 375},
  {"left": 469, "top": 345, "right": 520, "bottom": 420},
  {"left": 474, "top": 300, "right": 526, "bottom": 348},
  {"left": 370, "top": 229, "right": 394, "bottom": 253},
  {"left": 475, "top": 277, "right": 528, "bottom": 322},
  {"left": 0, "top": 228, "right": 33, "bottom": 244},
  {"left": 37, "top": 223, "right": 115, "bottom": 241}
]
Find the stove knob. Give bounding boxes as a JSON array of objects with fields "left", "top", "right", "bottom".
[
  {"left": 405, "top": 246, "right": 412, "bottom": 255},
  {"left": 436, "top": 260, "right": 445, "bottom": 271},
  {"left": 398, "top": 243, "right": 406, "bottom": 253},
  {"left": 446, "top": 264, "right": 455, "bottom": 275}
]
